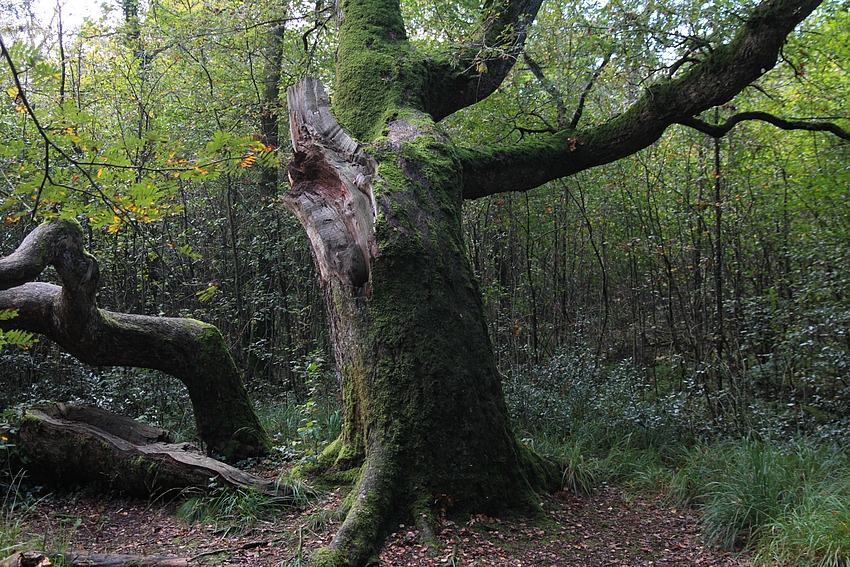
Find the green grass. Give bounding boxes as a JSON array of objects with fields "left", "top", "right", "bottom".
[
  {"left": 700, "top": 439, "right": 796, "bottom": 549},
  {"left": 177, "top": 472, "right": 317, "bottom": 528},
  {"left": 559, "top": 441, "right": 599, "bottom": 495},
  {"left": 756, "top": 490, "right": 850, "bottom": 567},
  {"left": 697, "top": 439, "right": 850, "bottom": 552},
  {"left": 1, "top": 472, "right": 36, "bottom": 559}
]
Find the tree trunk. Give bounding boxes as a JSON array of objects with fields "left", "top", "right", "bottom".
[
  {"left": 17, "top": 403, "right": 279, "bottom": 496},
  {"left": 0, "top": 220, "right": 270, "bottom": 460},
  {"left": 284, "top": 79, "right": 558, "bottom": 567}
]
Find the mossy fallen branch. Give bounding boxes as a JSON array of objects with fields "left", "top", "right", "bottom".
[{"left": 0, "top": 220, "right": 270, "bottom": 460}]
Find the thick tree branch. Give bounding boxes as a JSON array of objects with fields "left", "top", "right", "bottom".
[
  {"left": 0, "top": 220, "right": 270, "bottom": 460},
  {"left": 458, "top": 0, "right": 825, "bottom": 199},
  {"left": 422, "top": 0, "right": 545, "bottom": 122},
  {"left": 329, "top": 0, "right": 542, "bottom": 138},
  {"left": 678, "top": 112, "right": 850, "bottom": 140}
]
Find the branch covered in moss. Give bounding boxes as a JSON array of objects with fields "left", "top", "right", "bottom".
[
  {"left": 0, "top": 219, "right": 271, "bottom": 460},
  {"left": 422, "top": 0, "right": 545, "bottom": 122},
  {"left": 458, "top": 0, "right": 825, "bottom": 199}
]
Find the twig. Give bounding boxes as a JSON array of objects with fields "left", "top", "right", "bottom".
[{"left": 187, "top": 540, "right": 269, "bottom": 562}]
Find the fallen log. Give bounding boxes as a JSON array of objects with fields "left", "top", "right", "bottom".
[
  {"left": 18, "top": 403, "right": 278, "bottom": 496},
  {"left": 0, "top": 550, "right": 189, "bottom": 567},
  {"left": 0, "top": 551, "right": 49, "bottom": 567}
]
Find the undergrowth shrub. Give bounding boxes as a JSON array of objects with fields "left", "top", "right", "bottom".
[
  {"left": 507, "top": 345, "right": 850, "bottom": 567},
  {"left": 258, "top": 350, "right": 342, "bottom": 464},
  {"left": 505, "top": 344, "right": 706, "bottom": 453},
  {"left": 505, "top": 344, "right": 705, "bottom": 494}
]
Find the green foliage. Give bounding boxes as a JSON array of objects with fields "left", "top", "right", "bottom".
[
  {"left": 0, "top": 310, "right": 35, "bottom": 351},
  {"left": 279, "top": 352, "right": 342, "bottom": 464},
  {"left": 506, "top": 344, "right": 701, "bottom": 451},
  {"left": 0, "top": 406, "right": 23, "bottom": 463}
]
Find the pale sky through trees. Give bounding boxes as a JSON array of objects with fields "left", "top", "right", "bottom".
[{"left": 31, "top": 0, "right": 111, "bottom": 32}]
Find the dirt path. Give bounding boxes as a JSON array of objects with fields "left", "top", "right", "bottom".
[{"left": 15, "top": 486, "right": 751, "bottom": 566}]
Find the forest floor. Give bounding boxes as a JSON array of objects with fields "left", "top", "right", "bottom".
[{"left": 13, "top": 479, "right": 753, "bottom": 567}]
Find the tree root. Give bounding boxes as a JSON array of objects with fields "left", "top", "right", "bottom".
[{"left": 311, "top": 437, "right": 397, "bottom": 567}]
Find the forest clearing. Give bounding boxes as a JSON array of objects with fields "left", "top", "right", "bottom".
[{"left": 13, "top": 480, "right": 750, "bottom": 567}]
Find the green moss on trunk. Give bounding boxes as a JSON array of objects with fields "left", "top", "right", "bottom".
[{"left": 295, "top": 113, "right": 558, "bottom": 567}]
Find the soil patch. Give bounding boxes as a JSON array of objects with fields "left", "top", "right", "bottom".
[{"left": 13, "top": 486, "right": 751, "bottom": 566}]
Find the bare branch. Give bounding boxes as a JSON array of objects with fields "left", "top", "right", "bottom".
[
  {"left": 523, "top": 51, "right": 568, "bottom": 129},
  {"left": 570, "top": 53, "right": 610, "bottom": 129},
  {"left": 678, "top": 112, "right": 850, "bottom": 140}
]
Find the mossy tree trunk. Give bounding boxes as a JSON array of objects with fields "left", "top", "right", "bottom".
[
  {"left": 284, "top": 0, "right": 825, "bottom": 563},
  {"left": 0, "top": 220, "right": 271, "bottom": 461},
  {"left": 285, "top": 80, "right": 558, "bottom": 567}
]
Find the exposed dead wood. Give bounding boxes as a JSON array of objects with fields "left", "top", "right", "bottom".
[
  {"left": 0, "top": 551, "right": 189, "bottom": 567},
  {"left": 18, "top": 403, "right": 278, "bottom": 496},
  {"left": 285, "top": 78, "right": 378, "bottom": 295},
  {"left": 0, "top": 551, "right": 50, "bottom": 567}
]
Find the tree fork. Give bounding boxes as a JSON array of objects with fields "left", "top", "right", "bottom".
[{"left": 0, "top": 219, "right": 271, "bottom": 460}]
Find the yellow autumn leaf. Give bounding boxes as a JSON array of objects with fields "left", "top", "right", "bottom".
[{"left": 107, "top": 216, "right": 122, "bottom": 234}]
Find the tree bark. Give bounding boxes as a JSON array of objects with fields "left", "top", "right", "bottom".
[
  {"left": 0, "top": 220, "right": 270, "bottom": 461},
  {"left": 285, "top": 79, "right": 558, "bottom": 567},
  {"left": 17, "top": 403, "right": 279, "bottom": 496}
]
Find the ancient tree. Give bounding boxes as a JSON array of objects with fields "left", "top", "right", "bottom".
[
  {"left": 0, "top": 219, "right": 270, "bottom": 460},
  {"left": 1, "top": 0, "right": 844, "bottom": 562},
  {"left": 281, "top": 0, "right": 843, "bottom": 564}
]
